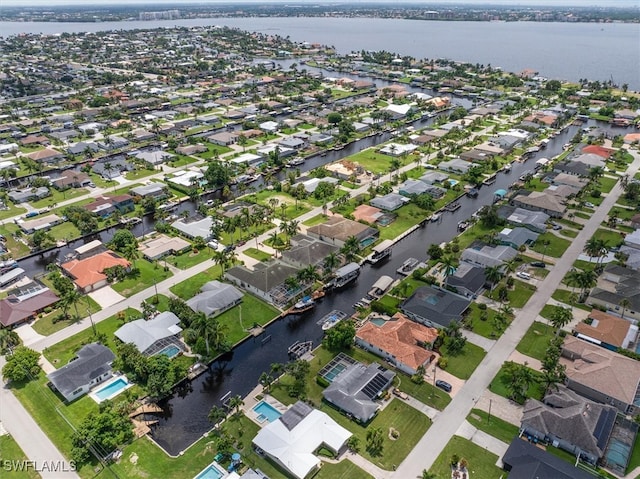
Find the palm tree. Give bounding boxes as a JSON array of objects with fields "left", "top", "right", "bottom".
[
  {"left": 619, "top": 298, "right": 631, "bottom": 319},
  {"left": 588, "top": 166, "right": 605, "bottom": 185},
  {"left": 549, "top": 306, "right": 573, "bottom": 334},
  {"left": 323, "top": 251, "right": 340, "bottom": 274},
  {"left": 122, "top": 242, "right": 140, "bottom": 271},
  {"left": 228, "top": 395, "right": 244, "bottom": 417},
  {"left": 440, "top": 256, "right": 457, "bottom": 278},
  {"left": 268, "top": 231, "right": 285, "bottom": 258},
  {"left": 340, "top": 236, "right": 360, "bottom": 263},
  {"left": 576, "top": 269, "right": 597, "bottom": 299},
  {"left": 208, "top": 405, "right": 227, "bottom": 427},
  {"left": 484, "top": 265, "right": 503, "bottom": 289},
  {"left": 284, "top": 276, "right": 300, "bottom": 294},
  {"left": 186, "top": 313, "right": 227, "bottom": 356}
]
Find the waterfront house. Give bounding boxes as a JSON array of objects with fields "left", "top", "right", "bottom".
[
  {"left": 114, "top": 312, "right": 183, "bottom": 356},
  {"left": 252, "top": 401, "right": 351, "bottom": 479},
  {"left": 322, "top": 358, "right": 395, "bottom": 423},
  {"left": 355, "top": 312, "right": 438, "bottom": 375},
  {"left": 8, "top": 186, "right": 50, "bottom": 204},
  {"left": 521, "top": 386, "right": 616, "bottom": 465},
  {"left": 138, "top": 234, "right": 191, "bottom": 261},
  {"left": 499, "top": 206, "right": 550, "bottom": 233},
  {"left": 47, "top": 343, "right": 115, "bottom": 402},
  {"left": 497, "top": 227, "right": 539, "bottom": 249},
  {"left": 61, "top": 250, "right": 130, "bottom": 293},
  {"left": 51, "top": 172, "right": 92, "bottom": 190},
  {"left": 307, "top": 215, "right": 378, "bottom": 248},
  {"left": 444, "top": 261, "right": 487, "bottom": 298},
  {"left": 280, "top": 234, "right": 339, "bottom": 269},
  {"left": 27, "top": 148, "right": 63, "bottom": 164},
  {"left": 560, "top": 336, "right": 640, "bottom": 415},
  {"left": 130, "top": 183, "right": 169, "bottom": 200},
  {"left": 18, "top": 214, "right": 63, "bottom": 234},
  {"left": 574, "top": 309, "right": 638, "bottom": 352},
  {"left": 83, "top": 195, "right": 134, "bottom": 217},
  {"left": 437, "top": 158, "right": 471, "bottom": 174},
  {"left": 225, "top": 260, "right": 300, "bottom": 306},
  {"left": 512, "top": 191, "right": 566, "bottom": 218},
  {"left": 401, "top": 286, "right": 471, "bottom": 329},
  {"left": 370, "top": 193, "right": 408, "bottom": 212},
  {"left": 461, "top": 244, "right": 518, "bottom": 269},
  {"left": 171, "top": 216, "right": 214, "bottom": 241},
  {"left": 186, "top": 280, "right": 243, "bottom": 318}
]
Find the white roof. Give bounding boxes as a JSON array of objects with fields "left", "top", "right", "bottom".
[
  {"left": 167, "top": 170, "right": 203, "bottom": 187},
  {"left": 385, "top": 103, "right": 412, "bottom": 115},
  {"left": 230, "top": 153, "right": 262, "bottom": 164},
  {"left": 75, "top": 240, "right": 103, "bottom": 255},
  {"left": 253, "top": 406, "right": 351, "bottom": 479},
  {"left": 379, "top": 143, "right": 418, "bottom": 156}
]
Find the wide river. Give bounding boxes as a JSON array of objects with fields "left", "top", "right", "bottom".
[{"left": 1, "top": 17, "right": 639, "bottom": 89}]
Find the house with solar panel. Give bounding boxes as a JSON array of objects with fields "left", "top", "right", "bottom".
[
  {"left": 320, "top": 353, "right": 395, "bottom": 423},
  {"left": 521, "top": 386, "right": 617, "bottom": 466}
]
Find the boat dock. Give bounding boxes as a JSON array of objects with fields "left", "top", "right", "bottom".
[
  {"left": 129, "top": 403, "right": 163, "bottom": 418},
  {"left": 444, "top": 202, "right": 461, "bottom": 212},
  {"left": 288, "top": 340, "right": 313, "bottom": 359}
]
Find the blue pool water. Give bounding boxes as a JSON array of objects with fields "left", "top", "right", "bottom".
[
  {"left": 158, "top": 344, "right": 181, "bottom": 358},
  {"left": 370, "top": 317, "right": 386, "bottom": 326},
  {"left": 448, "top": 179, "right": 459, "bottom": 186},
  {"left": 194, "top": 463, "right": 225, "bottom": 479},
  {"left": 606, "top": 438, "right": 631, "bottom": 468},
  {"left": 94, "top": 378, "right": 129, "bottom": 401},
  {"left": 323, "top": 363, "right": 347, "bottom": 382},
  {"left": 252, "top": 401, "right": 282, "bottom": 423}
]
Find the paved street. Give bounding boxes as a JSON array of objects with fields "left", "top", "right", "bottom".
[{"left": 393, "top": 149, "right": 640, "bottom": 477}]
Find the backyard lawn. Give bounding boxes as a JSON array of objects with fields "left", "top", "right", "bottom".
[
  {"left": 466, "top": 408, "right": 520, "bottom": 444},
  {"left": 463, "top": 303, "right": 510, "bottom": 339},
  {"left": 530, "top": 232, "right": 571, "bottom": 258},
  {"left": 378, "top": 203, "right": 429, "bottom": 240},
  {"left": 440, "top": 342, "right": 486, "bottom": 380},
  {"left": 43, "top": 308, "right": 140, "bottom": 366},
  {"left": 0, "top": 434, "right": 40, "bottom": 479},
  {"left": 515, "top": 321, "right": 555, "bottom": 361},
  {"left": 429, "top": 436, "right": 503, "bottom": 479},
  {"left": 170, "top": 264, "right": 224, "bottom": 299},
  {"left": 111, "top": 259, "right": 173, "bottom": 297},
  {"left": 165, "top": 248, "right": 211, "bottom": 270},
  {"left": 216, "top": 294, "right": 279, "bottom": 346}
]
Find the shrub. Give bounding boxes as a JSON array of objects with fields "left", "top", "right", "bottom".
[
  {"left": 478, "top": 303, "right": 487, "bottom": 310},
  {"left": 438, "top": 357, "right": 448, "bottom": 369}
]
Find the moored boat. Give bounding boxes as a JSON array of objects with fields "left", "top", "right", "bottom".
[{"left": 320, "top": 310, "right": 348, "bottom": 331}]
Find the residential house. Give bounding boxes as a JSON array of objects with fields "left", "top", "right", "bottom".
[
  {"left": 461, "top": 244, "right": 518, "bottom": 269},
  {"left": 28, "top": 148, "right": 63, "bottom": 164},
  {"left": 499, "top": 206, "right": 550, "bottom": 233},
  {"left": 370, "top": 193, "right": 408, "bottom": 211},
  {"left": 47, "top": 343, "right": 115, "bottom": 402},
  {"left": 93, "top": 157, "right": 134, "bottom": 179},
  {"left": 588, "top": 264, "right": 640, "bottom": 323},
  {"left": 114, "top": 312, "right": 183, "bottom": 356},
  {"left": 83, "top": 195, "right": 134, "bottom": 217},
  {"left": 574, "top": 309, "right": 638, "bottom": 351},
  {"left": 322, "top": 358, "right": 395, "bottom": 423},
  {"left": 552, "top": 173, "right": 589, "bottom": 190},
  {"left": 353, "top": 204, "right": 383, "bottom": 224},
  {"left": 278, "top": 137, "right": 306, "bottom": 150},
  {"left": 497, "top": 227, "right": 540, "bottom": 249},
  {"left": 186, "top": 280, "right": 243, "bottom": 318},
  {"left": 51, "top": 172, "right": 92, "bottom": 190},
  {"left": 521, "top": 386, "right": 617, "bottom": 465},
  {"left": 67, "top": 142, "right": 100, "bottom": 156},
  {"left": 138, "top": 234, "right": 191, "bottom": 261},
  {"left": 0, "top": 285, "right": 59, "bottom": 328},
  {"left": 8, "top": 186, "right": 50, "bottom": 204},
  {"left": 560, "top": 335, "right": 640, "bottom": 415},
  {"left": 401, "top": 286, "right": 471, "bottom": 329},
  {"left": 18, "top": 214, "right": 63, "bottom": 234},
  {"left": 502, "top": 437, "right": 599, "bottom": 479},
  {"left": 418, "top": 171, "right": 448, "bottom": 185},
  {"left": 297, "top": 177, "right": 339, "bottom": 194},
  {"left": 134, "top": 150, "right": 174, "bottom": 166},
  {"left": 307, "top": 215, "right": 378, "bottom": 248},
  {"left": 176, "top": 144, "right": 207, "bottom": 155},
  {"left": 252, "top": 401, "right": 351, "bottom": 479},
  {"left": 355, "top": 312, "right": 438, "bottom": 375},
  {"left": 130, "top": 183, "right": 169, "bottom": 200},
  {"left": 444, "top": 261, "right": 487, "bottom": 298},
  {"left": 280, "top": 234, "right": 339, "bottom": 269},
  {"left": 379, "top": 143, "right": 418, "bottom": 156},
  {"left": 225, "top": 260, "right": 300, "bottom": 306},
  {"left": 61, "top": 250, "right": 130, "bottom": 293},
  {"left": 398, "top": 179, "right": 430, "bottom": 197},
  {"left": 171, "top": 216, "right": 214, "bottom": 241},
  {"left": 208, "top": 131, "right": 238, "bottom": 146},
  {"left": 512, "top": 191, "right": 566, "bottom": 218},
  {"left": 437, "top": 158, "right": 471, "bottom": 174}
]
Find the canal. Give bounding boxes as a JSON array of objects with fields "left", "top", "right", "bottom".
[{"left": 149, "top": 121, "right": 589, "bottom": 455}]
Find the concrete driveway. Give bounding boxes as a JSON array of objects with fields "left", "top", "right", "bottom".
[{"left": 89, "top": 286, "right": 126, "bottom": 309}]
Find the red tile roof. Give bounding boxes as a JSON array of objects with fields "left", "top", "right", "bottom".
[
  {"left": 61, "top": 251, "right": 129, "bottom": 290},
  {"left": 582, "top": 145, "right": 614, "bottom": 159},
  {"left": 356, "top": 312, "right": 438, "bottom": 371}
]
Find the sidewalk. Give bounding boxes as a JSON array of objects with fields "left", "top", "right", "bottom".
[{"left": 456, "top": 419, "right": 510, "bottom": 460}]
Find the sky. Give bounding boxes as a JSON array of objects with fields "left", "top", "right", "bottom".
[{"left": 1, "top": 0, "right": 638, "bottom": 7}]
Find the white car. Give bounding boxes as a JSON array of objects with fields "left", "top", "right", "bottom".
[
  {"left": 584, "top": 202, "right": 595, "bottom": 208},
  {"left": 516, "top": 272, "right": 531, "bottom": 280}
]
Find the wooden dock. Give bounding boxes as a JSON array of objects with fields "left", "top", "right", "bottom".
[{"left": 129, "top": 403, "right": 162, "bottom": 418}]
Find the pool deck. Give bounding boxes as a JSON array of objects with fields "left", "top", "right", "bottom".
[
  {"left": 242, "top": 385, "right": 289, "bottom": 427},
  {"left": 89, "top": 374, "right": 134, "bottom": 403}
]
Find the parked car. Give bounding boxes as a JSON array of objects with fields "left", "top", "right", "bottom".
[
  {"left": 584, "top": 202, "right": 595, "bottom": 208},
  {"left": 516, "top": 271, "right": 532, "bottom": 280},
  {"left": 530, "top": 261, "right": 546, "bottom": 268},
  {"left": 435, "top": 380, "right": 452, "bottom": 393},
  {"left": 392, "top": 388, "right": 408, "bottom": 400}
]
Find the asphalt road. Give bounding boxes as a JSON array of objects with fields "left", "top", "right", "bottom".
[{"left": 393, "top": 148, "right": 640, "bottom": 478}]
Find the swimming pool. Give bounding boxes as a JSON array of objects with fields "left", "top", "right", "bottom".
[
  {"left": 370, "top": 317, "right": 386, "bottom": 326},
  {"left": 92, "top": 376, "right": 131, "bottom": 402},
  {"left": 157, "top": 344, "right": 181, "bottom": 358},
  {"left": 605, "top": 438, "right": 631, "bottom": 469},
  {"left": 448, "top": 179, "right": 459, "bottom": 187},
  {"left": 323, "top": 363, "right": 347, "bottom": 382},
  {"left": 252, "top": 401, "right": 282, "bottom": 423},
  {"left": 193, "top": 461, "right": 226, "bottom": 479}
]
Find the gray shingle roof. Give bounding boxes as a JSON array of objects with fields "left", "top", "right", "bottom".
[
  {"left": 402, "top": 286, "right": 471, "bottom": 328},
  {"left": 47, "top": 343, "right": 114, "bottom": 399}
]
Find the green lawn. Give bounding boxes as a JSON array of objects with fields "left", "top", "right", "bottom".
[
  {"left": 516, "top": 321, "right": 555, "bottom": 361},
  {"left": 302, "top": 213, "right": 329, "bottom": 227},
  {"left": 124, "top": 167, "right": 157, "bottom": 181},
  {"left": 378, "top": 203, "right": 429, "bottom": 240},
  {"left": 110, "top": 259, "right": 173, "bottom": 297},
  {"left": 598, "top": 176, "right": 618, "bottom": 193},
  {"left": 48, "top": 221, "right": 81, "bottom": 243},
  {"left": 43, "top": 308, "right": 140, "bottom": 367},
  {"left": 466, "top": 408, "right": 519, "bottom": 444},
  {"left": 463, "top": 303, "right": 510, "bottom": 339},
  {"left": 196, "top": 143, "right": 233, "bottom": 159},
  {"left": 170, "top": 264, "right": 223, "bottom": 299},
  {"left": 559, "top": 229, "right": 578, "bottom": 238},
  {"left": 0, "top": 434, "right": 41, "bottom": 478},
  {"left": 344, "top": 150, "right": 394, "bottom": 174},
  {"left": 627, "top": 430, "right": 640, "bottom": 473},
  {"left": 551, "top": 289, "right": 591, "bottom": 311},
  {"left": 592, "top": 228, "right": 626, "bottom": 248},
  {"left": 0, "top": 203, "right": 26, "bottom": 221},
  {"left": 508, "top": 279, "right": 537, "bottom": 308},
  {"left": 165, "top": 249, "right": 213, "bottom": 270},
  {"left": 216, "top": 294, "right": 279, "bottom": 346},
  {"left": 440, "top": 342, "right": 486, "bottom": 380},
  {"left": 0, "top": 224, "right": 33, "bottom": 258},
  {"left": 32, "top": 295, "right": 102, "bottom": 336},
  {"left": 242, "top": 247, "right": 272, "bottom": 262},
  {"left": 489, "top": 364, "right": 545, "bottom": 403},
  {"left": 429, "top": 436, "right": 503, "bottom": 479},
  {"left": 395, "top": 375, "right": 452, "bottom": 411},
  {"left": 530, "top": 232, "right": 571, "bottom": 258},
  {"left": 30, "top": 187, "right": 88, "bottom": 209}
]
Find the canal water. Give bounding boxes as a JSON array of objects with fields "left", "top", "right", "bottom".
[{"left": 149, "top": 121, "right": 598, "bottom": 455}]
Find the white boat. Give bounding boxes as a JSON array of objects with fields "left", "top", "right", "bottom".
[
  {"left": 321, "top": 310, "right": 348, "bottom": 331},
  {"left": 286, "top": 157, "right": 305, "bottom": 167},
  {"left": 289, "top": 296, "right": 316, "bottom": 314},
  {"left": 502, "top": 163, "right": 512, "bottom": 173}
]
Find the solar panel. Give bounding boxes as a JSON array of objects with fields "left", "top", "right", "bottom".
[
  {"left": 361, "top": 373, "right": 390, "bottom": 400},
  {"left": 594, "top": 408, "right": 617, "bottom": 450}
]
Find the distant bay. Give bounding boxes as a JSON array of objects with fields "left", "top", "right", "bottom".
[{"left": 1, "top": 17, "right": 638, "bottom": 89}]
